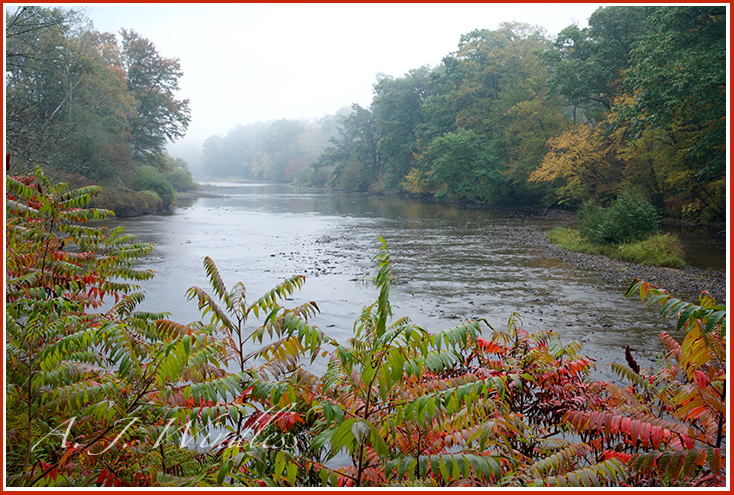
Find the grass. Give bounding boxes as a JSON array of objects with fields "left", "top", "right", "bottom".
[{"left": 546, "top": 227, "right": 686, "bottom": 269}]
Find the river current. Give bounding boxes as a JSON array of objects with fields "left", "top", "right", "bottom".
[{"left": 107, "top": 182, "right": 722, "bottom": 381}]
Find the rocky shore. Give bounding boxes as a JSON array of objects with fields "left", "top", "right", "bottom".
[{"left": 513, "top": 225, "right": 727, "bottom": 306}]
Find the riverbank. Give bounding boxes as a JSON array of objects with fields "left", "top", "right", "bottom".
[{"left": 510, "top": 223, "right": 727, "bottom": 306}]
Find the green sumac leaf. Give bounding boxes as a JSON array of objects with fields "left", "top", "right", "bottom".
[
  {"left": 704, "top": 310, "right": 726, "bottom": 335},
  {"left": 676, "top": 305, "right": 698, "bottom": 331},
  {"left": 418, "top": 455, "right": 430, "bottom": 478},
  {"left": 217, "top": 459, "right": 232, "bottom": 485},
  {"left": 351, "top": 420, "right": 369, "bottom": 444},
  {"left": 329, "top": 418, "right": 356, "bottom": 455}
]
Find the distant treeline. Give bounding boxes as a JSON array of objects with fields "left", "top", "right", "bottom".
[
  {"left": 201, "top": 6, "right": 725, "bottom": 223},
  {"left": 199, "top": 112, "right": 349, "bottom": 182}
]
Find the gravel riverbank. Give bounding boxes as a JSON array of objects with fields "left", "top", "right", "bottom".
[{"left": 509, "top": 225, "right": 727, "bottom": 306}]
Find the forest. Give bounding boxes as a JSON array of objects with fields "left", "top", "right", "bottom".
[
  {"left": 4, "top": 4, "right": 728, "bottom": 489},
  {"left": 6, "top": 6, "right": 725, "bottom": 223},
  {"left": 5, "top": 6, "right": 196, "bottom": 217},
  {"left": 201, "top": 6, "right": 726, "bottom": 225}
]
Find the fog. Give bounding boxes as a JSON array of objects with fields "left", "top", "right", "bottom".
[{"left": 78, "top": 3, "right": 602, "bottom": 167}]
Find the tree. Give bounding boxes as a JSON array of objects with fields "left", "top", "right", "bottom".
[
  {"left": 371, "top": 67, "right": 433, "bottom": 191},
  {"left": 427, "top": 128, "right": 503, "bottom": 202},
  {"left": 422, "top": 23, "right": 563, "bottom": 204},
  {"left": 5, "top": 6, "right": 86, "bottom": 173},
  {"left": 619, "top": 6, "right": 726, "bottom": 221},
  {"left": 313, "top": 104, "right": 382, "bottom": 191},
  {"left": 544, "top": 6, "right": 652, "bottom": 123},
  {"left": 200, "top": 123, "right": 268, "bottom": 180},
  {"left": 120, "top": 29, "right": 191, "bottom": 164},
  {"left": 56, "top": 29, "right": 137, "bottom": 184},
  {"left": 5, "top": 6, "right": 194, "bottom": 215},
  {"left": 254, "top": 119, "right": 308, "bottom": 180},
  {"left": 499, "top": 96, "right": 568, "bottom": 204},
  {"left": 529, "top": 122, "right": 624, "bottom": 206}
]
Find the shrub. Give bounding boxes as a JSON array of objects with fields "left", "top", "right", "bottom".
[
  {"left": 579, "top": 191, "right": 659, "bottom": 245},
  {"left": 132, "top": 165, "right": 175, "bottom": 209},
  {"left": 566, "top": 280, "right": 726, "bottom": 488},
  {"left": 164, "top": 164, "right": 197, "bottom": 192},
  {"left": 138, "top": 190, "right": 163, "bottom": 213},
  {"left": 91, "top": 188, "right": 168, "bottom": 217}
]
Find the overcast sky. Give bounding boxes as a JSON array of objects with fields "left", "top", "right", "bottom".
[{"left": 71, "top": 3, "right": 604, "bottom": 154}]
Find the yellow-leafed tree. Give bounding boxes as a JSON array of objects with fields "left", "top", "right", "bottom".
[{"left": 529, "top": 124, "right": 623, "bottom": 206}]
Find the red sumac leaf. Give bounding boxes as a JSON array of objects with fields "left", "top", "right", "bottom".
[
  {"left": 629, "top": 420, "right": 640, "bottom": 446},
  {"left": 610, "top": 414, "right": 622, "bottom": 437},
  {"left": 96, "top": 468, "right": 108, "bottom": 486},
  {"left": 620, "top": 417, "right": 631, "bottom": 435},
  {"left": 651, "top": 426, "right": 663, "bottom": 449},
  {"left": 105, "top": 470, "right": 116, "bottom": 487},
  {"left": 709, "top": 447, "right": 721, "bottom": 475},
  {"left": 588, "top": 411, "right": 599, "bottom": 433},
  {"left": 640, "top": 422, "right": 651, "bottom": 449}
]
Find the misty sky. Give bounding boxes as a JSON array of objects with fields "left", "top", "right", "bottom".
[{"left": 72, "top": 4, "right": 603, "bottom": 153}]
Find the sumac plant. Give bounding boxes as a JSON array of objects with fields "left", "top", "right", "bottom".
[
  {"left": 6, "top": 166, "right": 154, "bottom": 485},
  {"left": 195, "top": 242, "right": 726, "bottom": 488},
  {"left": 6, "top": 170, "right": 726, "bottom": 487},
  {"left": 562, "top": 280, "right": 726, "bottom": 487},
  {"left": 5, "top": 168, "right": 316, "bottom": 486},
  {"left": 197, "top": 238, "right": 628, "bottom": 487}
]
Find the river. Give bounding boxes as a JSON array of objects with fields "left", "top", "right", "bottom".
[{"left": 106, "top": 182, "right": 725, "bottom": 382}]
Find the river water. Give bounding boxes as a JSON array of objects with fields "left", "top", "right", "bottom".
[{"left": 107, "top": 182, "right": 723, "bottom": 382}]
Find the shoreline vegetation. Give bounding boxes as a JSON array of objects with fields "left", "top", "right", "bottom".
[
  {"left": 515, "top": 224, "right": 726, "bottom": 307},
  {"left": 546, "top": 227, "right": 685, "bottom": 268}
]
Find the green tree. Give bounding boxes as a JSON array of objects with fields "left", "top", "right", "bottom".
[
  {"left": 619, "top": 6, "right": 726, "bottom": 221},
  {"left": 371, "top": 67, "right": 433, "bottom": 191},
  {"left": 427, "top": 128, "right": 502, "bottom": 202},
  {"left": 120, "top": 29, "right": 191, "bottom": 164},
  {"left": 544, "top": 6, "right": 652, "bottom": 123},
  {"left": 424, "top": 23, "right": 561, "bottom": 203},
  {"left": 313, "top": 104, "right": 382, "bottom": 191}
]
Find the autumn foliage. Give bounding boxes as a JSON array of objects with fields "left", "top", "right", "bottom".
[{"left": 5, "top": 173, "right": 726, "bottom": 487}]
